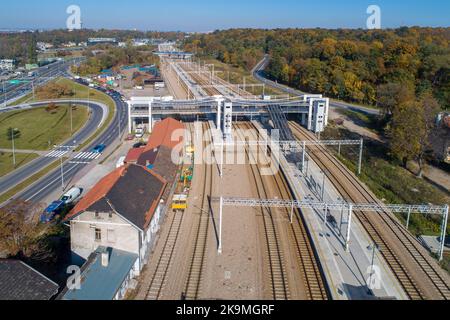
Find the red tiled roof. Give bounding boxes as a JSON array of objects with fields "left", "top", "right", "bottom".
[
  {"left": 65, "top": 166, "right": 126, "bottom": 221},
  {"left": 125, "top": 148, "right": 144, "bottom": 163},
  {"left": 144, "top": 118, "right": 184, "bottom": 152},
  {"left": 65, "top": 165, "right": 167, "bottom": 230}
]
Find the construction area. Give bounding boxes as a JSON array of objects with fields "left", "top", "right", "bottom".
[{"left": 125, "top": 45, "right": 450, "bottom": 301}]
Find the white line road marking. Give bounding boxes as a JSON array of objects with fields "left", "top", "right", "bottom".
[
  {"left": 46, "top": 150, "right": 68, "bottom": 158},
  {"left": 25, "top": 164, "right": 81, "bottom": 202}
]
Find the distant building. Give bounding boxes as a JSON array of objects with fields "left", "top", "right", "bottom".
[
  {"left": 65, "top": 164, "right": 167, "bottom": 271},
  {"left": 36, "top": 42, "right": 53, "bottom": 51},
  {"left": 0, "top": 59, "right": 16, "bottom": 71},
  {"left": 62, "top": 42, "right": 77, "bottom": 48},
  {"left": 0, "top": 260, "right": 59, "bottom": 300},
  {"left": 132, "top": 38, "right": 150, "bottom": 47},
  {"left": 87, "top": 37, "right": 118, "bottom": 46},
  {"left": 60, "top": 247, "right": 138, "bottom": 300}
]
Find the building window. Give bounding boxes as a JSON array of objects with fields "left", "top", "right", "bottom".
[{"left": 95, "top": 228, "right": 102, "bottom": 241}]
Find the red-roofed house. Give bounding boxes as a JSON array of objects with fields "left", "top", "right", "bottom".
[
  {"left": 65, "top": 164, "right": 167, "bottom": 271},
  {"left": 138, "top": 118, "right": 184, "bottom": 165},
  {"left": 124, "top": 148, "right": 144, "bottom": 165},
  {"left": 137, "top": 118, "right": 184, "bottom": 185}
]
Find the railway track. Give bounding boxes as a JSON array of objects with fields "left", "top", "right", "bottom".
[
  {"left": 143, "top": 210, "right": 185, "bottom": 300},
  {"left": 183, "top": 122, "right": 214, "bottom": 300},
  {"left": 235, "top": 123, "right": 290, "bottom": 300},
  {"left": 243, "top": 122, "right": 329, "bottom": 300},
  {"left": 178, "top": 61, "right": 254, "bottom": 98},
  {"left": 290, "top": 121, "right": 450, "bottom": 300}
]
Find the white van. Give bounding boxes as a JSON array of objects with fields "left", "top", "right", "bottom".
[
  {"left": 135, "top": 127, "right": 144, "bottom": 138},
  {"left": 60, "top": 187, "right": 83, "bottom": 205},
  {"left": 116, "top": 156, "right": 126, "bottom": 168}
]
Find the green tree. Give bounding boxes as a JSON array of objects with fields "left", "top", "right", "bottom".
[{"left": 6, "top": 127, "right": 21, "bottom": 141}]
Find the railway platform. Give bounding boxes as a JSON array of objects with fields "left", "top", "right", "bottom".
[{"left": 252, "top": 121, "right": 407, "bottom": 300}]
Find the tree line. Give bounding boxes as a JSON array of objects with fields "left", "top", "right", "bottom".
[
  {"left": 184, "top": 27, "right": 450, "bottom": 173},
  {"left": 183, "top": 28, "right": 449, "bottom": 110}
]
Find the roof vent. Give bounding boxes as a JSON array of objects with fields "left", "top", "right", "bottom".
[{"left": 101, "top": 249, "right": 110, "bottom": 268}]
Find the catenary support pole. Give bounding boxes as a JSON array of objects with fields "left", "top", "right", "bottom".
[
  {"left": 406, "top": 207, "right": 412, "bottom": 229},
  {"left": 439, "top": 205, "right": 448, "bottom": 262},
  {"left": 345, "top": 204, "right": 353, "bottom": 252},
  {"left": 218, "top": 196, "right": 223, "bottom": 254},
  {"left": 290, "top": 203, "right": 294, "bottom": 224},
  {"left": 358, "top": 138, "right": 364, "bottom": 175},
  {"left": 220, "top": 138, "right": 224, "bottom": 178},
  {"left": 302, "top": 141, "right": 306, "bottom": 173}
]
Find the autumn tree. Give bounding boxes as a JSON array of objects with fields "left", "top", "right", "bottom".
[
  {"left": 387, "top": 93, "right": 440, "bottom": 175},
  {"left": 36, "top": 83, "right": 74, "bottom": 100},
  {"left": 377, "top": 83, "right": 415, "bottom": 117},
  {"left": 0, "top": 201, "right": 50, "bottom": 260}
]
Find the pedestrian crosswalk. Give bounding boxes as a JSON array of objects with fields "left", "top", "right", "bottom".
[
  {"left": 45, "top": 150, "right": 102, "bottom": 161},
  {"left": 45, "top": 150, "right": 69, "bottom": 158},
  {"left": 73, "top": 152, "right": 102, "bottom": 160}
]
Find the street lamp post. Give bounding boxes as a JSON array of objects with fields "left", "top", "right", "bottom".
[
  {"left": 60, "top": 154, "right": 65, "bottom": 191},
  {"left": 70, "top": 103, "right": 73, "bottom": 133},
  {"left": 2, "top": 81, "right": 6, "bottom": 107},
  {"left": 11, "top": 128, "right": 17, "bottom": 167}
]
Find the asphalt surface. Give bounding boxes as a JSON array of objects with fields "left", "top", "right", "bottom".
[
  {"left": 14, "top": 92, "right": 128, "bottom": 204},
  {"left": 0, "top": 100, "right": 105, "bottom": 196},
  {"left": 1, "top": 57, "right": 84, "bottom": 106},
  {"left": 253, "top": 54, "right": 380, "bottom": 116},
  {"left": 0, "top": 82, "right": 127, "bottom": 205}
]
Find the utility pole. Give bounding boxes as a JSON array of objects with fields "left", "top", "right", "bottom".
[
  {"left": 60, "top": 155, "right": 65, "bottom": 191},
  {"left": 69, "top": 103, "right": 73, "bottom": 133},
  {"left": 2, "top": 81, "right": 6, "bottom": 107},
  {"left": 11, "top": 128, "right": 17, "bottom": 167}
]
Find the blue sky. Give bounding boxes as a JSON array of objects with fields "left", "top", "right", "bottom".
[{"left": 1, "top": 0, "right": 449, "bottom": 31}]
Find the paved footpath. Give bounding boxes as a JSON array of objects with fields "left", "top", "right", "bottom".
[{"left": 0, "top": 148, "right": 47, "bottom": 156}]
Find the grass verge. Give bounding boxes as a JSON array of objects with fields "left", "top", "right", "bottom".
[
  {"left": 0, "top": 158, "right": 65, "bottom": 204},
  {"left": 8, "top": 77, "right": 116, "bottom": 152},
  {"left": 0, "top": 152, "right": 39, "bottom": 178},
  {"left": 0, "top": 105, "right": 88, "bottom": 150}
]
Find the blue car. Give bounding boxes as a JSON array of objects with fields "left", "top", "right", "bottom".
[
  {"left": 40, "top": 201, "right": 65, "bottom": 223},
  {"left": 91, "top": 144, "right": 106, "bottom": 153}
]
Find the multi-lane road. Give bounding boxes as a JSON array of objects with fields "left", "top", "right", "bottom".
[
  {"left": 0, "top": 83, "right": 127, "bottom": 206},
  {"left": 1, "top": 57, "right": 85, "bottom": 106}
]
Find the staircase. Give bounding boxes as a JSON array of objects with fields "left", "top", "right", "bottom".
[{"left": 267, "top": 105, "right": 295, "bottom": 141}]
